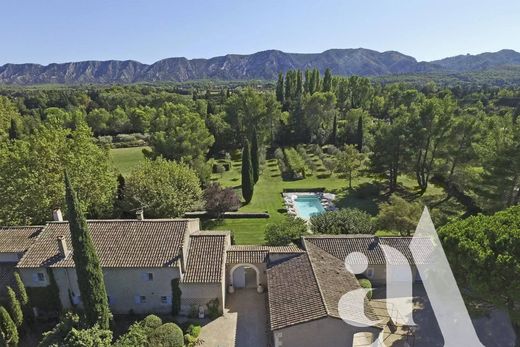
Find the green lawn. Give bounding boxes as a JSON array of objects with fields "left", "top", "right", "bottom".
[
  {"left": 109, "top": 146, "right": 150, "bottom": 176},
  {"left": 109, "top": 146, "right": 461, "bottom": 245},
  {"left": 204, "top": 157, "right": 453, "bottom": 245}
]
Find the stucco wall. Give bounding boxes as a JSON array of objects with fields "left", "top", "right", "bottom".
[
  {"left": 273, "top": 317, "right": 380, "bottom": 347},
  {"left": 19, "top": 267, "right": 49, "bottom": 287},
  {"left": 226, "top": 262, "right": 267, "bottom": 288},
  {"left": 21, "top": 267, "right": 180, "bottom": 314},
  {"left": 178, "top": 282, "right": 224, "bottom": 316},
  {"left": 0, "top": 253, "right": 23, "bottom": 263}
]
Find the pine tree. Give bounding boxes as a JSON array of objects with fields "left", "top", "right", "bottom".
[
  {"left": 251, "top": 131, "right": 260, "bottom": 183},
  {"left": 13, "top": 273, "right": 28, "bottom": 307},
  {"left": 276, "top": 73, "right": 284, "bottom": 105},
  {"left": 0, "top": 306, "right": 18, "bottom": 347},
  {"left": 65, "top": 172, "right": 111, "bottom": 329},
  {"left": 5, "top": 287, "right": 22, "bottom": 328},
  {"left": 357, "top": 115, "right": 363, "bottom": 152},
  {"left": 241, "top": 140, "right": 254, "bottom": 204},
  {"left": 323, "top": 68, "right": 332, "bottom": 92}
]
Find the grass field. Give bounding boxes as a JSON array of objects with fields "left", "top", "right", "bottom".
[
  {"left": 109, "top": 145, "right": 461, "bottom": 245},
  {"left": 110, "top": 146, "right": 149, "bottom": 176}
]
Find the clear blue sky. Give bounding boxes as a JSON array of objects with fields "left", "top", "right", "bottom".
[{"left": 3, "top": 0, "right": 520, "bottom": 65}]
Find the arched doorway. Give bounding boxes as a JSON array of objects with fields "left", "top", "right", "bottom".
[{"left": 230, "top": 264, "right": 260, "bottom": 289}]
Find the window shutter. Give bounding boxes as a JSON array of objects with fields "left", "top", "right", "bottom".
[
  {"left": 32, "top": 273, "right": 38, "bottom": 283},
  {"left": 141, "top": 273, "right": 147, "bottom": 281},
  {"left": 134, "top": 295, "right": 140, "bottom": 304},
  {"left": 166, "top": 296, "right": 172, "bottom": 305}
]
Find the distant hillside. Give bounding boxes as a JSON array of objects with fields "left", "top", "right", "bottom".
[{"left": 1, "top": 48, "right": 520, "bottom": 85}]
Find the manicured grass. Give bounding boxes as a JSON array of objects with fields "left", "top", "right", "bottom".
[
  {"left": 204, "top": 157, "right": 454, "bottom": 245},
  {"left": 109, "top": 146, "right": 150, "bottom": 176}
]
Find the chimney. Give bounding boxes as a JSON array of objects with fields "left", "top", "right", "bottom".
[
  {"left": 136, "top": 209, "right": 144, "bottom": 221},
  {"left": 53, "top": 208, "right": 63, "bottom": 222},
  {"left": 179, "top": 246, "right": 186, "bottom": 273},
  {"left": 57, "top": 236, "right": 70, "bottom": 258}
]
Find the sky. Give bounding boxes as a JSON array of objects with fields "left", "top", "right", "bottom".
[{"left": 2, "top": 0, "right": 520, "bottom": 65}]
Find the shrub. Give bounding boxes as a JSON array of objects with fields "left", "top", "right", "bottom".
[
  {"left": 207, "top": 298, "right": 220, "bottom": 319},
  {"left": 113, "top": 322, "right": 148, "bottom": 347},
  {"left": 142, "top": 315, "right": 163, "bottom": 330},
  {"left": 322, "top": 157, "right": 337, "bottom": 173},
  {"left": 148, "top": 323, "right": 184, "bottom": 347},
  {"left": 265, "top": 217, "right": 308, "bottom": 246},
  {"left": 203, "top": 182, "right": 241, "bottom": 218},
  {"left": 310, "top": 209, "right": 374, "bottom": 235},
  {"left": 186, "top": 324, "right": 201, "bottom": 338},
  {"left": 359, "top": 279, "right": 373, "bottom": 300}
]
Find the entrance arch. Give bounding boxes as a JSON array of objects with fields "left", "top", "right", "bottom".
[{"left": 229, "top": 263, "right": 260, "bottom": 289}]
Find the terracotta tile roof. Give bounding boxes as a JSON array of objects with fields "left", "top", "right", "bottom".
[
  {"left": 0, "top": 226, "right": 42, "bottom": 253},
  {"left": 303, "top": 235, "right": 434, "bottom": 265},
  {"left": 267, "top": 240, "right": 381, "bottom": 331},
  {"left": 226, "top": 245, "right": 304, "bottom": 264},
  {"left": 267, "top": 254, "right": 328, "bottom": 330},
  {"left": 182, "top": 232, "right": 229, "bottom": 283},
  {"left": 17, "top": 220, "right": 190, "bottom": 268}
]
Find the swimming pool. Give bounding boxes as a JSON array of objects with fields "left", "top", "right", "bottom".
[{"left": 293, "top": 196, "right": 325, "bottom": 220}]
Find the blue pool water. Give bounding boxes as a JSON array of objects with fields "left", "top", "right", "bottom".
[{"left": 293, "top": 196, "right": 325, "bottom": 220}]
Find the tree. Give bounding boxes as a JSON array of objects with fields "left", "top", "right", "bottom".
[
  {"left": 251, "top": 130, "right": 260, "bottom": 183},
  {"left": 310, "top": 209, "right": 374, "bottom": 235},
  {"left": 322, "top": 68, "right": 332, "bottom": 92},
  {"left": 5, "top": 287, "right": 22, "bottom": 328},
  {"left": 0, "top": 121, "right": 117, "bottom": 225},
  {"left": 439, "top": 206, "right": 520, "bottom": 338},
  {"left": 65, "top": 172, "right": 111, "bottom": 329},
  {"left": 241, "top": 140, "right": 254, "bottom": 204},
  {"left": 125, "top": 158, "right": 202, "bottom": 218},
  {"left": 377, "top": 195, "right": 422, "bottom": 236},
  {"left": 0, "top": 306, "right": 18, "bottom": 347},
  {"left": 276, "top": 73, "right": 285, "bottom": 105},
  {"left": 148, "top": 103, "right": 214, "bottom": 162},
  {"left": 8, "top": 118, "right": 19, "bottom": 140},
  {"left": 148, "top": 323, "right": 184, "bottom": 347},
  {"left": 203, "top": 182, "right": 241, "bottom": 218},
  {"left": 336, "top": 145, "right": 367, "bottom": 189},
  {"left": 356, "top": 115, "right": 363, "bottom": 151},
  {"left": 265, "top": 217, "right": 307, "bottom": 246},
  {"left": 171, "top": 279, "right": 182, "bottom": 316},
  {"left": 113, "top": 322, "right": 148, "bottom": 347},
  {"left": 13, "top": 273, "right": 29, "bottom": 308}
]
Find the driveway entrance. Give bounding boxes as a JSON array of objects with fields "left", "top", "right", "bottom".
[{"left": 199, "top": 288, "right": 267, "bottom": 347}]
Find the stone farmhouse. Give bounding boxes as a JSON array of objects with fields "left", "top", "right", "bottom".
[{"left": 0, "top": 216, "right": 431, "bottom": 347}]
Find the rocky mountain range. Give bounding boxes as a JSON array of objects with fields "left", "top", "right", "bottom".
[{"left": 1, "top": 48, "right": 520, "bottom": 85}]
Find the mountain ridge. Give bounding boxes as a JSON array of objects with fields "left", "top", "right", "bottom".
[{"left": 1, "top": 48, "right": 519, "bottom": 85}]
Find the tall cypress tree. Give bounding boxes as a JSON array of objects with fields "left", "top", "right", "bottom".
[
  {"left": 65, "top": 172, "right": 110, "bottom": 329},
  {"left": 0, "top": 306, "right": 18, "bottom": 347},
  {"left": 295, "top": 70, "right": 303, "bottom": 99},
  {"left": 13, "top": 273, "right": 28, "bottom": 307},
  {"left": 276, "top": 73, "right": 285, "bottom": 105},
  {"left": 304, "top": 69, "right": 311, "bottom": 94},
  {"left": 357, "top": 115, "right": 363, "bottom": 152},
  {"left": 241, "top": 140, "right": 254, "bottom": 204},
  {"left": 251, "top": 130, "right": 260, "bottom": 183},
  {"left": 5, "top": 287, "right": 22, "bottom": 328},
  {"left": 323, "top": 68, "right": 332, "bottom": 92}
]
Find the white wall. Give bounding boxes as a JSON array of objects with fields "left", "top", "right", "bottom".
[{"left": 178, "top": 283, "right": 224, "bottom": 316}]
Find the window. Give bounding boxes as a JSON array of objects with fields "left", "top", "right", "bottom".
[
  {"left": 33, "top": 272, "right": 45, "bottom": 283},
  {"left": 366, "top": 268, "right": 374, "bottom": 279},
  {"left": 72, "top": 293, "right": 81, "bottom": 305},
  {"left": 161, "top": 296, "right": 172, "bottom": 305},
  {"left": 142, "top": 272, "right": 153, "bottom": 281},
  {"left": 135, "top": 295, "right": 147, "bottom": 304}
]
